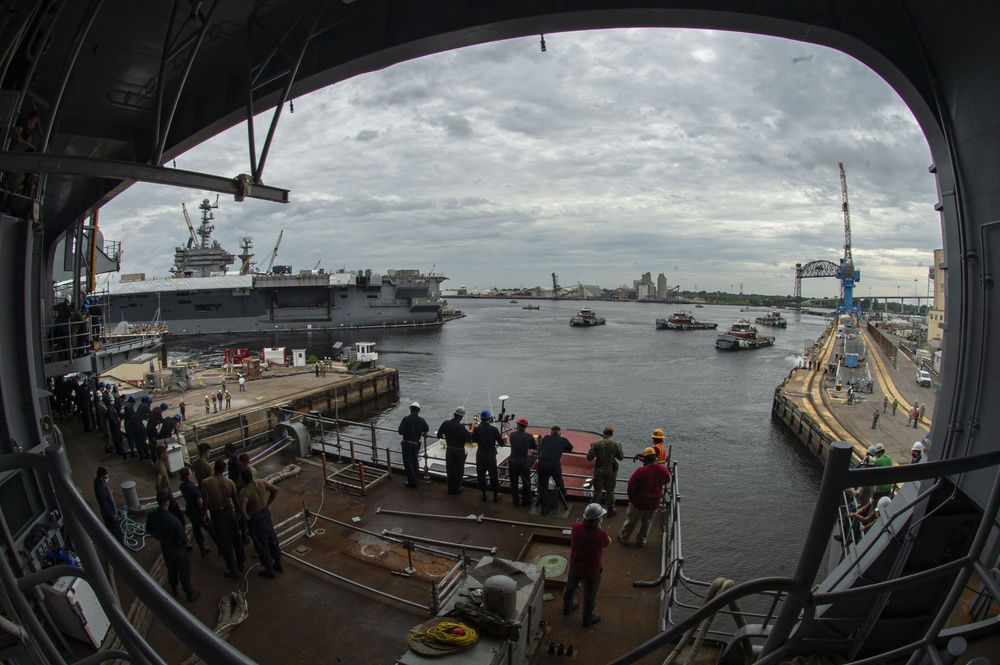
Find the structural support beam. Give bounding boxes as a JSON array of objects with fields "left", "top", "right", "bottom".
[{"left": 0, "top": 154, "right": 289, "bottom": 203}]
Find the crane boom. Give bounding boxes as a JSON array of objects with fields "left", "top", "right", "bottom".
[
  {"left": 834, "top": 162, "right": 860, "bottom": 317},
  {"left": 181, "top": 202, "right": 199, "bottom": 248},
  {"left": 839, "top": 162, "right": 853, "bottom": 275},
  {"left": 266, "top": 230, "right": 283, "bottom": 273}
]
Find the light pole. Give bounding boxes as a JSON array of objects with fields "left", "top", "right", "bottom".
[{"left": 897, "top": 285, "right": 900, "bottom": 313}]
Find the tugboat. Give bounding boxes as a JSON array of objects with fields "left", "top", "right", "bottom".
[
  {"left": 755, "top": 311, "right": 788, "bottom": 328},
  {"left": 522, "top": 304, "right": 540, "bottom": 310},
  {"left": 656, "top": 309, "right": 718, "bottom": 330},
  {"left": 569, "top": 306, "right": 606, "bottom": 326},
  {"left": 716, "top": 319, "right": 775, "bottom": 350}
]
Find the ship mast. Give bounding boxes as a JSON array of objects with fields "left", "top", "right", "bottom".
[{"left": 197, "top": 196, "right": 219, "bottom": 248}]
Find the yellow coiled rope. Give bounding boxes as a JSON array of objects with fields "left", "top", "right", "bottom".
[{"left": 408, "top": 621, "right": 478, "bottom": 647}]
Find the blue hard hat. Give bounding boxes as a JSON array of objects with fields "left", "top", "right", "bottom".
[
  {"left": 174, "top": 414, "right": 182, "bottom": 420},
  {"left": 480, "top": 410, "right": 491, "bottom": 420},
  {"left": 127, "top": 395, "right": 135, "bottom": 402},
  {"left": 142, "top": 395, "right": 152, "bottom": 403},
  {"left": 160, "top": 402, "right": 169, "bottom": 410}
]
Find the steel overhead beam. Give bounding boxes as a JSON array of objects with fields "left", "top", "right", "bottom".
[{"left": 0, "top": 153, "right": 290, "bottom": 203}]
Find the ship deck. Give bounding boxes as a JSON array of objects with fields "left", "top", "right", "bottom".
[
  {"left": 57, "top": 316, "right": 1000, "bottom": 664},
  {"left": 68, "top": 423, "right": 716, "bottom": 665}
]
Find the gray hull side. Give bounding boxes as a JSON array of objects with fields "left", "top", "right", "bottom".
[{"left": 107, "top": 284, "right": 441, "bottom": 335}]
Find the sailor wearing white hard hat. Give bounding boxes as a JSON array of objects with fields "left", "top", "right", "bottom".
[
  {"left": 398, "top": 401, "right": 429, "bottom": 489},
  {"left": 562, "top": 503, "right": 611, "bottom": 628},
  {"left": 438, "top": 406, "right": 472, "bottom": 494}
]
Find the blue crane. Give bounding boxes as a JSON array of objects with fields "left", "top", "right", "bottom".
[
  {"left": 793, "top": 163, "right": 863, "bottom": 314},
  {"left": 834, "top": 162, "right": 861, "bottom": 318}
]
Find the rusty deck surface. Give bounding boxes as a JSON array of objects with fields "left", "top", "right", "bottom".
[{"left": 68, "top": 418, "right": 703, "bottom": 665}]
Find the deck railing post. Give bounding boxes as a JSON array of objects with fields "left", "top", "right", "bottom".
[
  {"left": 759, "top": 440, "right": 854, "bottom": 659},
  {"left": 430, "top": 580, "right": 440, "bottom": 615},
  {"left": 386, "top": 447, "right": 392, "bottom": 477},
  {"left": 302, "top": 504, "right": 314, "bottom": 539},
  {"left": 349, "top": 439, "right": 356, "bottom": 466},
  {"left": 334, "top": 388, "right": 341, "bottom": 450},
  {"left": 370, "top": 422, "right": 377, "bottom": 461},
  {"left": 421, "top": 434, "right": 430, "bottom": 482},
  {"left": 359, "top": 462, "right": 366, "bottom": 496}
]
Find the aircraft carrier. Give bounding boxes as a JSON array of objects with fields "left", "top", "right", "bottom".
[{"left": 103, "top": 199, "right": 447, "bottom": 335}]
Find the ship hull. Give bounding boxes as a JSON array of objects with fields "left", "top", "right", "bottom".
[
  {"left": 104, "top": 273, "right": 444, "bottom": 335},
  {"left": 715, "top": 334, "right": 775, "bottom": 350},
  {"left": 656, "top": 318, "right": 718, "bottom": 330}
]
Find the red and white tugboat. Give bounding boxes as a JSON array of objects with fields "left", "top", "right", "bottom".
[
  {"left": 755, "top": 311, "right": 788, "bottom": 328},
  {"left": 715, "top": 318, "right": 775, "bottom": 350},
  {"left": 569, "top": 306, "right": 606, "bottom": 326},
  {"left": 656, "top": 309, "right": 718, "bottom": 330}
]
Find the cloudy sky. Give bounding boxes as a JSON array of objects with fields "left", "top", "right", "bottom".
[{"left": 100, "top": 28, "right": 941, "bottom": 298}]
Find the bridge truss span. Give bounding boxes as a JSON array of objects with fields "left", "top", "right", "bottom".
[{"left": 794, "top": 261, "right": 840, "bottom": 310}]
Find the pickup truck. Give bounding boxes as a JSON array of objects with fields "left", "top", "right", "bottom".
[{"left": 917, "top": 370, "right": 932, "bottom": 387}]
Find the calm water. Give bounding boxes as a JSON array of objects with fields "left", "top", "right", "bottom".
[{"left": 169, "top": 299, "right": 827, "bottom": 583}]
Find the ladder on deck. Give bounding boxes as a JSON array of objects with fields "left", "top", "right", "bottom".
[{"left": 325, "top": 462, "right": 391, "bottom": 495}]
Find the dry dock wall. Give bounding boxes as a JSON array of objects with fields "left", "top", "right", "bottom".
[
  {"left": 183, "top": 367, "right": 398, "bottom": 455},
  {"left": 772, "top": 383, "right": 838, "bottom": 464}
]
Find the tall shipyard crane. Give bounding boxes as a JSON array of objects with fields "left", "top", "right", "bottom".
[
  {"left": 793, "top": 163, "right": 862, "bottom": 314},
  {"left": 834, "top": 162, "right": 861, "bottom": 317}
]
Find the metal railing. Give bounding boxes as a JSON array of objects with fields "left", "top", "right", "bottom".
[
  {"left": 611, "top": 441, "right": 1000, "bottom": 665},
  {"left": 277, "top": 504, "right": 467, "bottom": 615},
  {"left": 0, "top": 429, "right": 253, "bottom": 665},
  {"left": 280, "top": 408, "right": 632, "bottom": 501}
]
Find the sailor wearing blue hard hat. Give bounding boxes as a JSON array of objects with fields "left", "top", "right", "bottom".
[{"left": 473, "top": 409, "right": 503, "bottom": 503}]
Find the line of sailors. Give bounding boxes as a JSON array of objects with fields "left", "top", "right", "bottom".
[{"left": 55, "top": 377, "right": 183, "bottom": 461}]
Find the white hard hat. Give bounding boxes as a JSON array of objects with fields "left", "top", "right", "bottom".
[
  {"left": 410, "top": 402, "right": 420, "bottom": 409},
  {"left": 912, "top": 441, "right": 924, "bottom": 451},
  {"left": 583, "top": 503, "right": 607, "bottom": 521}
]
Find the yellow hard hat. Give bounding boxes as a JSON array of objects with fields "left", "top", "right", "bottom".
[
  {"left": 652, "top": 428, "right": 664, "bottom": 440},
  {"left": 643, "top": 447, "right": 657, "bottom": 457}
]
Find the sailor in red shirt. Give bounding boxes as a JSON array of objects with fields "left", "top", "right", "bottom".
[
  {"left": 618, "top": 447, "right": 671, "bottom": 547},
  {"left": 563, "top": 503, "right": 612, "bottom": 627}
]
